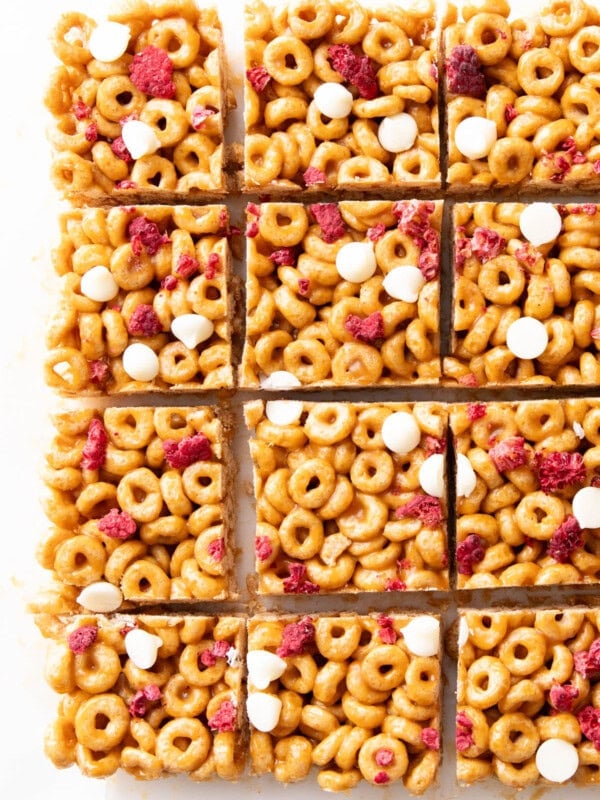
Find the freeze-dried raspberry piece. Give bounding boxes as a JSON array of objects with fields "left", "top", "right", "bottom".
[
  {"left": 514, "top": 242, "right": 540, "bottom": 270},
  {"left": 163, "top": 433, "right": 212, "bottom": 468},
  {"left": 549, "top": 682, "right": 579, "bottom": 712},
  {"left": 269, "top": 248, "right": 296, "bottom": 266},
  {"left": 419, "top": 246, "right": 440, "bottom": 280},
  {"left": 303, "top": 166, "right": 327, "bottom": 186},
  {"left": 67, "top": 625, "right": 98, "bottom": 654},
  {"left": 97, "top": 509, "right": 137, "bottom": 540},
  {"left": 548, "top": 516, "right": 583, "bottom": 563},
  {"left": 161, "top": 275, "right": 178, "bottom": 290},
  {"left": 73, "top": 99, "right": 91, "bottom": 119},
  {"left": 504, "top": 103, "right": 518, "bottom": 123},
  {"left": 276, "top": 617, "right": 315, "bottom": 657},
  {"left": 207, "top": 537, "right": 225, "bottom": 562},
  {"left": 282, "top": 563, "right": 320, "bottom": 594},
  {"left": 396, "top": 496, "right": 443, "bottom": 528},
  {"left": 455, "top": 234, "right": 472, "bottom": 271},
  {"left": 456, "top": 534, "right": 486, "bottom": 576},
  {"left": 208, "top": 700, "right": 237, "bottom": 732},
  {"left": 309, "top": 203, "right": 346, "bottom": 243},
  {"left": 328, "top": 44, "right": 378, "bottom": 99},
  {"left": 421, "top": 728, "right": 440, "bottom": 750},
  {"left": 204, "top": 253, "right": 220, "bottom": 280},
  {"left": 542, "top": 151, "right": 571, "bottom": 182},
  {"left": 130, "top": 46, "right": 176, "bottom": 98},
  {"left": 578, "top": 705, "right": 600, "bottom": 750},
  {"left": 246, "top": 66, "right": 271, "bottom": 92},
  {"left": 458, "top": 373, "right": 479, "bottom": 387},
  {"left": 594, "top": 160, "right": 600, "bottom": 175},
  {"left": 489, "top": 436, "right": 527, "bottom": 472},
  {"left": 298, "top": 278, "right": 310, "bottom": 296},
  {"left": 255, "top": 536, "right": 273, "bottom": 562},
  {"left": 88, "top": 359, "right": 110, "bottom": 385},
  {"left": 115, "top": 179, "right": 137, "bottom": 190},
  {"left": 200, "top": 639, "right": 232, "bottom": 667},
  {"left": 377, "top": 614, "right": 398, "bottom": 644},
  {"left": 85, "top": 122, "right": 98, "bottom": 143},
  {"left": 467, "top": 402, "right": 486, "bottom": 421},
  {"left": 127, "top": 304, "right": 162, "bottom": 336},
  {"left": 534, "top": 451, "right": 586, "bottom": 493},
  {"left": 471, "top": 227, "right": 506, "bottom": 263},
  {"left": 446, "top": 45, "right": 486, "bottom": 98},
  {"left": 430, "top": 62, "right": 439, "bottom": 82},
  {"left": 574, "top": 639, "right": 600, "bottom": 679},
  {"left": 425, "top": 436, "right": 446, "bottom": 456},
  {"left": 456, "top": 711, "right": 475, "bottom": 751},
  {"left": 191, "top": 105, "right": 216, "bottom": 130},
  {"left": 373, "top": 772, "right": 390, "bottom": 785},
  {"left": 385, "top": 578, "right": 406, "bottom": 591},
  {"left": 393, "top": 200, "right": 435, "bottom": 242},
  {"left": 111, "top": 136, "right": 132, "bottom": 163},
  {"left": 367, "top": 223, "right": 386, "bottom": 242},
  {"left": 128, "top": 216, "right": 169, "bottom": 256},
  {"left": 375, "top": 748, "right": 394, "bottom": 767},
  {"left": 245, "top": 220, "right": 259, "bottom": 238},
  {"left": 176, "top": 253, "right": 200, "bottom": 279},
  {"left": 344, "top": 311, "right": 384, "bottom": 344},
  {"left": 128, "top": 684, "right": 162, "bottom": 718},
  {"left": 570, "top": 203, "right": 597, "bottom": 215},
  {"left": 82, "top": 418, "right": 108, "bottom": 470}
]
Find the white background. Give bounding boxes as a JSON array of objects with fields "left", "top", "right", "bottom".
[{"left": 1, "top": 1, "right": 599, "bottom": 799}]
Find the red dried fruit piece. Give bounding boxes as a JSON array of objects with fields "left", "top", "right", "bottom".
[
  {"left": 430, "top": 62, "right": 439, "bottom": 82},
  {"left": 456, "top": 711, "right": 475, "bottom": 752},
  {"left": 161, "top": 275, "right": 179, "bottom": 290},
  {"left": 269, "top": 248, "right": 296, "bottom": 266},
  {"left": 396, "top": 496, "right": 443, "bottom": 528},
  {"left": 73, "top": 99, "right": 91, "bottom": 119},
  {"left": 276, "top": 617, "right": 315, "bottom": 657},
  {"left": 458, "top": 373, "right": 479, "bottom": 387},
  {"left": 282, "top": 563, "right": 320, "bottom": 594},
  {"left": 82, "top": 418, "right": 108, "bottom": 470},
  {"left": 446, "top": 45, "right": 486, "bottom": 98},
  {"left": 128, "top": 684, "right": 162, "bottom": 718},
  {"left": 456, "top": 534, "right": 486, "bottom": 576},
  {"left": 298, "top": 278, "right": 310, "bottom": 296},
  {"left": 397, "top": 558, "right": 412, "bottom": 571},
  {"left": 309, "top": 203, "right": 346, "bottom": 243},
  {"left": 570, "top": 203, "right": 597, "bottom": 215},
  {"left": 344, "top": 311, "right": 384, "bottom": 344},
  {"left": 548, "top": 516, "right": 583, "bottom": 563},
  {"left": 373, "top": 772, "right": 390, "bottom": 785},
  {"left": 425, "top": 436, "right": 446, "bottom": 456},
  {"left": 97, "top": 509, "right": 137, "bottom": 540},
  {"left": 367, "top": 223, "right": 386, "bottom": 242},
  {"left": 246, "top": 66, "right": 271, "bottom": 93},
  {"left": 255, "top": 536, "right": 273, "bottom": 562},
  {"left": 574, "top": 639, "right": 600, "bottom": 679},
  {"left": 176, "top": 253, "right": 200, "bottom": 279},
  {"left": 328, "top": 44, "right": 378, "bottom": 99},
  {"left": 578, "top": 705, "right": 600, "bottom": 750},
  {"left": 534, "top": 451, "right": 586, "bottom": 493},
  {"left": 394, "top": 201, "right": 440, "bottom": 279},
  {"left": 471, "top": 227, "right": 506, "bottom": 263},
  {"left": 191, "top": 105, "right": 216, "bottom": 130},
  {"left": 421, "top": 727, "right": 440, "bottom": 750},
  {"left": 549, "top": 682, "right": 579, "bottom": 712},
  {"left": 245, "top": 220, "right": 259, "bottom": 238},
  {"left": 67, "top": 625, "right": 98, "bottom": 654},
  {"left": 377, "top": 614, "right": 398, "bottom": 644},
  {"left": 88, "top": 359, "right": 110, "bottom": 385},
  {"left": 375, "top": 748, "right": 394, "bottom": 767},
  {"left": 303, "top": 166, "right": 327, "bottom": 186},
  {"left": 115, "top": 179, "right": 137, "bottom": 189},
  {"left": 200, "top": 639, "right": 232, "bottom": 667},
  {"left": 127, "top": 304, "right": 162, "bottom": 336},
  {"left": 163, "top": 433, "right": 212, "bottom": 469},
  {"left": 128, "top": 216, "right": 169, "bottom": 256},
  {"left": 85, "top": 122, "right": 98, "bottom": 143},
  {"left": 204, "top": 253, "right": 220, "bottom": 280},
  {"left": 207, "top": 537, "right": 225, "bottom": 562},
  {"left": 208, "top": 700, "right": 237, "bottom": 732},
  {"left": 247, "top": 202, "right": 260, "bottom": 217},
  {"left": 504, "top": 103, "right": 518, "bottom": 123},
  {"left": 129, "top": 46, "right": 176, "bottom": 98},
  {"left": 514, "top": 242, "right": 540, "bottom": 270},
  {"left": 111, "top": 136, "right": 133, "bottom": 163},
  {"left": 489, "top": 436, "right": 527, "bottom": 472},
  {"left": 455, "top": 236, "right": 472, "bottom": 271},
  {"left": 385, "top": 578, "right": 407, "bottom": 591},
  {"left": 467, "top": 402, "right": 486, "bottom": 421}
]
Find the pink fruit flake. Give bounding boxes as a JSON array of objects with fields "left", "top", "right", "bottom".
[
  {"left": 276, "top": 616, "right": 315, "bottom": 657},
  {"left": 375, "top": 748, "right": 394, "bottom": 767},
  {"left": 298, "top": 278, "right": 310, "bottom": 296},
  {"left": 514, "top": 242, "right": 540, "bottom": 270},
  {"left": 373, "top": 772, "right": 390, "bottom": 785},
  {"left": 309, "top": 203, "right": 346, "bottom": 243},
  {"left": 425, "top": 436, "right": 446, "bottom": 456},
  {"left": 328, "top": 44, "right": 378, "bottom": 100},
  {"left": 81, "top": 418, "right": 108, "bottom": 470},
  {"left": 255, "top": 536, "right": 273, "bottom": 562},
  {"left": 128, "top": 684, "right": 162, "bottom": 718},
  {"left": 393, "top": 200, "right": 439, "bottom": 279},
  {"left": 534, "top": 451, "right": 586, "bottom": 493},
  {"left": 127, "top": 304, "right": 162, "bottom": 336},
  {"left": 246, "top": 66, "right": 271, "bottom": 93},
  {"left": 191, "top": 105, "right": 216, "bottom": 130},
  {"left": 549, "top": 682, "right": 579, "bottom": 712},
  {"left": 570, "top": 203, "right": 597, "bottom": 216},
  {"left": 344, "top": 311, "right": 384, "bottom": 344},
  {"left": 471, "top": 227, "right": 506, "bottom": 263},
  {"left": 458, "top": 373, "right": 479, "bottom": 387},
  {"left": 128, "top": 216, "right": 169, "bottom": 256},
  {"left": 377, "top": 614, "right": 398, "bottom": 644},
  {"left": 282, "top": 563, "right": 320, "bottom": 595},
  {"left": 176, "top": 253, "right": 200, "bottom": 279},
  {"left": 88, "top": 359, "right": 110, "bottom": 385},
  {"left": 73, "top": 99, "right": 91, "bottom": 119},
  {"left": 385, "top": 578, "right": 406, "bottom": 591},
  {"left": 456, "top": 711, "right": 475, "bottom": 752},
  {"left": 85, "top": 122, "right": 98, "bottom": 143},
  {"left": 111, "top": 136, "right": 133, "bottom": 163},
  {"left": 207, "top": 537, "right": 225, "bottom": 562},
  {"left": 548, "top": 516, "right": 583, "bottom": 563},
  {"left": 455, "top": 234, "right": 472, "bottom": 271},
  {"left": 129, "top": 46, "right": 176, "bottom": 98},
  {"left": 574, "top": 639, "right": 600, "bottom": 679},
  {"left": 303, "top": 166, "right": 327, "bottom": 186},
  {"left": 367, "top": 223, "right": 386, "bottom": 242},
  {"left": 467, "top": 402, "right": 486, "bottom": 421},
  {"left": 97, "top": 509, "right": 137, "bottom": 540},
  {"left": 204, "top": 253, "right": 220, "bottom": 280},
  {"left": 67, "top": 625, "right": 98, "bottom": 654},
  {"left": 396, "top": 496, "right": 443, "bottom": 528},
  {"left": 489, "top": 436, "right": 527, "bottom": 472},
  {"left": 421, "top": 727, "right": 440, "bottom": 751},
  {"left": 208, "top": 700, "right": 237, "bottom": 732},
  {"left": 115, "top": 179, "right": 137, "bottom": 190},
  {"left": 200, "top": 639, "right": 232, "bottom": 667},
  {"left": 163, "top": 433, "right": 212, "bottom": 468},
  {"left": 161, "top": 275, "right": 179, "bottom": 290},
  {"left": 504, "top": 104, "right": 518, "bottom": 123},
  {"left": 578, "top": 705, "right": 600, "bottom": 750},
  {"left": 245, "top": 220, "right": 259, "bottom": 238},
  {"left": 446, "top": 45, "right": 487, "bottom": 98},
  {"left": 269, "top": 248, "right": 296, "bottom": 266},
  {"left": 456, "top": 534, "right": 486, "bottom": 576}
]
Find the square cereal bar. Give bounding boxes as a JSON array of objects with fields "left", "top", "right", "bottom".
[
  {"left": 35, "top": 613, "right": 245, "bottom": 779},
  {"left": 456, "top": 607, "right": 600, "bottom": 788},
  {"left": 245, "top": 400, "right": 449, "bottom": 594},
  {"left": 46, "top": 2, "right": 230, "bottom": 203},
  {"left": 45, "top": 205, "right": 234, "bottom": 394},
  {"left": 247, "top": 613, "right": 441, "bottom": 792},
  {"left": 243, "top": 0, "right": 440, "bottom": 192},
  {"left": 445, "top": 0, "right": 600, "bottom": 190},
  {"left": 37, "top": 406, "right": 234, "bottom": 607},
  {"left": 240, "top": 200, "right": 441, "bottom": 389},
  {"left": 444, "top": 202, "right": 600, "bottom": 387},
  {"left": 451, "top": 398, "right": 600, "bottom": 589}
]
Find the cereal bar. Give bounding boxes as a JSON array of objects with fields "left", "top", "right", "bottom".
[
  {"left": 46, "top": 1, "right": 230, "bottom": 203},
  {"left": 445, "top": 202, "right": 600, "bottom": 387},
  {"left": 451, "top": 399, "right": 600, "bottom": 589},
  {"left": 45, "top": 205, "right": 234, "bottom": 394},
  {"left": 445, "top": 0, "right": 600, "bottom": 189},
  {"left": 243, "top": 0, "right": 440, "bottom": 192},
  {"left": 35, "top": 613, "right": 245, "bottom": 779},
  {"left": 240, "top": 201, "right": 441, "bottom": 389},
  {"left": 37, "top": 406, "right": 234, "bottom": 607},
  {"left": 456, "top": 607, "right": 600, "bottom": 787},
  {"left": 247, "top": 613, "right": 441, "bottom": 792},
  {"left": 245, "top": 400, "right": 449, "bottom": 594}
]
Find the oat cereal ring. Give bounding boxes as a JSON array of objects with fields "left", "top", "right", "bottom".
[
  {"left": 465, "top": 13, "right": 512, "bottom": 65},
  {"left": 498, "top": 628, "right": 547, "bottom": 675},
  {"left": 358, "top": 734, "right": 409, "bottom": 784},
  {"left": 156, "top": 718, "right": 211, "bottom": 772},
  {"left": 75, "top": 694, "right": 129, "bottom": 750},
  {"left": 466, "top": 656, "right": 511, "bottom": 708}
]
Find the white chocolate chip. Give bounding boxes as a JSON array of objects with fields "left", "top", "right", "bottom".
[
  {"left": 171, "top": 314, "right": 214, "bottom": 350},
  {"left": 401, "top": 616, "right": 440, "bottom": 657},
  {"left": 88, "top": 21, "right": 130, "bottom": 62},
  {"left": 377, "top": 113, "right": 418, "bottom": 153},
  {"left": 519, "top": 203, "right": 562, "bottom": 247},
  {"left": 381, "top": 412, "right": 421, "bottom": 455},
  {"left": 382, "top": 265, "right": 425, "bottom": 302},
  {"left": 77, "top": 582, "right": 123, "bottom": 613},
  {"left": 80, "top": 265, "right": 119, "bottom": 302},
  {"left": 226, "top": 647, "right": 242, "bottom": 668},
  {"left": 313, "top": 82, "right": 353, "bottom": 119},
  {"left": 260, "top": 370, "right": 302, "bottom": 390},
  {"left": 265, "top": 400, "right": 304, "bottom": 426},
  {"left": 572, "top": 486, "right": 600, "bottom": 529},
  {"left": 335, "top": 242, "right": 377, "bottom": 283},
  {"left": 246, "top": 692, "right": 282, "bottom": 732},
  {"left": 506, "top": 317, "right": 548, "bottom": 360},
  {"left": 535, "top": 739, "right": 579, "bottom": 783},
  {"left": 125, "top": 629, "right": 163, "bottom": 670},
  {"left": 454, "top": 116, "right": 497, "bottom": 160},
  {"left": 456, "top": 453, "right": 477, "bottom": 497},
  {"left": 122, "top": 343, "right": 160, "bottom": 381},
  {"left": 458, "top": 618, "right": 469, "bottom": 649},
  {"left": 418, "top": 453, "right": 445, "bottom": 498},
  {"left": 247, "top": 650, "right": 287, "bottom": 690},
  {"left": 573, "top": 421, "right": 585, "bottom": 440},
  {"left": 121, "top": 119, "right": 161, "bottom": 159}
]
